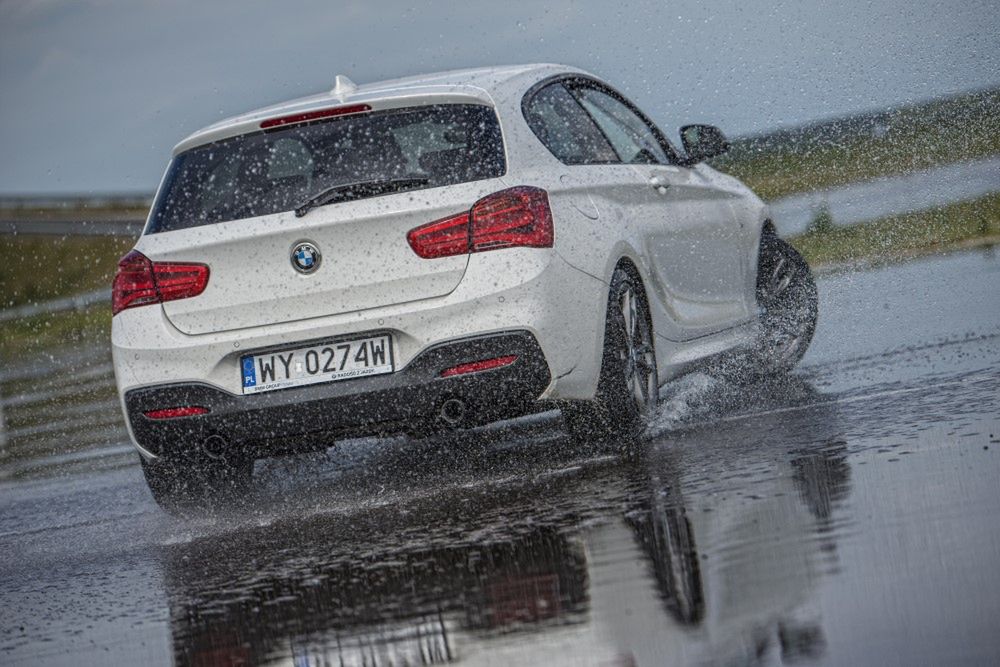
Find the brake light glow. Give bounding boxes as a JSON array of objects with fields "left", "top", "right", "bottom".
[
  {"left": 259, "top": 104, "right": 372, "bottom": 129},
  {"left": 112, "top": 250, "right": 209, "bottom": 316},
  {"left": 440, "top": 355, "right": 518, "bottom": 378},
  {"left": 407, "top": 186, "right": 553, "bottom": 259},
  {"left": 143, "top": 406, "right": 210, "bottom": 420}
]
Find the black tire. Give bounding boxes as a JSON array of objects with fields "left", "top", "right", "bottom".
[
  {"left": 140, "top": 450, "right": 253, "bottom": 515},
  {"left": 564, "top": 268, "right": 658, "bottom": 444},
  {"left": 752, "top": 233, "right": 818, "bottom": 374}
]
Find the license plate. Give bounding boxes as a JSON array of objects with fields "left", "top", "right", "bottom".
[{"left": 240, "top": 334, "right": 393, "bottom": 395}]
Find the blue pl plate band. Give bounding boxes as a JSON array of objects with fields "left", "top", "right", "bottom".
[{"left": 242, "top": 357, "right": 257, "bottom": 388}]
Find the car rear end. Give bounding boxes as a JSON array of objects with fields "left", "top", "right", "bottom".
[{"left": 112, "top": 87, "right": 592, "bottom": 462}]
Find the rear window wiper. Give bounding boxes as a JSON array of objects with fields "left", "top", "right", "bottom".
[{"left": 294, "top": 177, "right": 430, "bottom": 217}]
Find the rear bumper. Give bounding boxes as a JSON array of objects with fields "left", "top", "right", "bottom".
[
  {"left": 125, "top": 331, "right": 550, "bottom": 459},
  {"left": 113, "top": 249, "right": 609, "bottom": 406}
]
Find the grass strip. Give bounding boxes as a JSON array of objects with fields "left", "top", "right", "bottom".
[
  {"left": 718, "top": 136, "right": 999, "bottom": 201},
  {"left": 1, "top": 195, "right": 998, "bottom": 357},
  {"left": 0, "top": 303, "right": 111, "bottom": 358},
  {"left": 789, "top": 193, "right": 1000, "bottom": 269},
  {"left": 711, "top": 89, "right": 1000, "bottom": 200},
  {"left": 1, "top": 234, "right": 133, "bottom": 309}
]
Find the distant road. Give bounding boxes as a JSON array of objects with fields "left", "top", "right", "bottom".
[
  {"left": 0, "top": 218, "right": 143, "bottom": 237},
  {"left": 769, "top": 155, "right": 1000, "bottom": 235},
  {"left": 4, "top": 154, "right": 998, "bottom": 239}
]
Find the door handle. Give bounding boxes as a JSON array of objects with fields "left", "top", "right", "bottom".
[{"left": 649, "top": 176, "right": 670, "bottom": 194}]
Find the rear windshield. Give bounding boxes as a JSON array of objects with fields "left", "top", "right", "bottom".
[{"left": 147, "top": 104, "right": 505, "bottom": 233}]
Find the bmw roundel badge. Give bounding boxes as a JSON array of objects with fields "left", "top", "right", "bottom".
[{"left": 291, "top": 241, "right": 321, "bottom": 274}]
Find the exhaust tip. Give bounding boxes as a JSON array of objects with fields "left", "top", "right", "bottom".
[
  {"left": 203, "top": 435, "right": 228, "bottom": 459},
  {"left": 438, "top": 398, "right": 467, "bottom": 427}
]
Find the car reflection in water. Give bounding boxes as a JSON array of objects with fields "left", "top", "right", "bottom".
[
  {"left": 161, "top": 376, "right": 850, "bottom": 666},
  {"left": 621, "top": 389, "right": 850, "bottom": 663},
  {"left": 165, "top": 521, "right": 590, "bottom": 665}
]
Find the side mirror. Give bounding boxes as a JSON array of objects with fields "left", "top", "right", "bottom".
[{"left": 680, "top": 124, "right": 730, "bottom": 164}]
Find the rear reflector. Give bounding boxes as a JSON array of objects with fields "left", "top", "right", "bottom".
[
  {"left": 407, "top": 186, "right": 553, "bottom": 259},
  {"left": 112, "top": 250, "right": 209, "bottom": 316},
  {"left": 440, "top": 355, "right": 518, "bottom": 378},
  {"left": 143, "top": 406, "right": 210, "bottom": 420},
  {"left": 259, "top": 104, "right": 371, "bottom": 129}
]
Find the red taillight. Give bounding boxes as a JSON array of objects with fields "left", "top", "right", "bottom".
[
  {"left": 112, "top": 250, "right": 158, "bottom": 315},
  {"left": 259, "top": 104, "right": 371, "bottom": 129},
  {"left": 143, "top": 406, "right": 210, "bottom": 420},
  {"left": 471, "top": 186, "right": 554, "bottom": 252},
  {"left": 112, "top": 250, "right": 209, "bottom": 316},
  {"left": 406, "top": 211, "right": 471, "bottom": 259},
  {"left": 151, "top": 262, "right": 210, "bottom": 304},
  {"left": 406, "top": 186, "right": 553, "bottom": 259},
  {"left": 440, "top": 355, "right": 518, "bottom": 378}
]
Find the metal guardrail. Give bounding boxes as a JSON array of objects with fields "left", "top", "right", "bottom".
[
  {"left": 0, "top": 397, "right": 6, "bottom": 453},
  {"left": 0, "top": 218, "right": 143, "bottom": 237},
  {"left": 0, "top": 193, "right": 152, "bottom": 210},
  {"left": 0, "top": 343, "right": 124, "bottom": 476},
  {"left": 0, "top": 288, "right": 110, "bottom": 323}
]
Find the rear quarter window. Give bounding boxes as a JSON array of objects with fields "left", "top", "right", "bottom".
[
  {"left": 147, "top": 104, "right": 505, "bottom": 233},
  {"left": 522, "top": 82, "right": 618, "bottom": 165}
]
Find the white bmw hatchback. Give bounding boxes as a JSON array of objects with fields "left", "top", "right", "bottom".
[{"left": 112, "top": 64, "right": 817, "bottom": 510}]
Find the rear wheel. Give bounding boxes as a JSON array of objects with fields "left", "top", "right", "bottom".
[
  {"left": 140, "top": 449, "right": 253, "bottom": 515},
  {"left": 564, "top": 268, "right": 658, "bottom": 444},
  {"left": 752, "top": 233, "right": 818, "bottom": 374}
]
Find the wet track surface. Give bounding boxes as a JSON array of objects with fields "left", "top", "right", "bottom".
[{"left": 2, "top": 248, "right": 1000, "bottom": 665}]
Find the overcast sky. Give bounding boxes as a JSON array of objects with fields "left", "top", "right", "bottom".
[{"left": 1, "top": 0, "right": 997, "bottom": 195}]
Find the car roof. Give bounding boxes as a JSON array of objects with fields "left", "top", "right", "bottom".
[{"left": 173, "top": 63, "right": 589, "bottom": 155}]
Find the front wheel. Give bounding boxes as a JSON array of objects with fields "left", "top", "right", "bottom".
[
  {"left": 752, "top": 234, "right": 818, "bottom": 374},
  {"left": 564, "top": 268, "right": 658, "bottom": 444}
]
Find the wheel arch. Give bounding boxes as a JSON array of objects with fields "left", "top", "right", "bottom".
[
  {"left": 761, "top": 219, "right": 778, "bottom": 239},
  {"left": 603, "top": 252, "right": 658, "bottom": 352},
  {"left": 599, "top": 243, "right": 656, "bottom": 317},
  {"left": 561, "top": 252, "right": 660, "bottom": 439},
  {"left": 606, "top": 242, "right": 664, "bottom": 337},
  {"left": 612, "top": 256, "right": 650, "bottom": 309},
  {"left": 612, "top": 255, "right": 658, "bottom": 366},
  {"left": 571, "top": 249, "right": 658, "bottom": 402},
  {"left": 751, "top": 218, "right": 780, "bottom": 284}
]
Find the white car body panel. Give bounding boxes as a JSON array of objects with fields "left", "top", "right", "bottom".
[
  {"left": 114, "top": 63, "right": 770, "bottom": 460},
  {"left": 113, "top": 247, "right": 607, "bottom": 398},
  {"left": 631, "top": 162, "right": 751, "bottom": 335},
  {"left": 143, "top": 179, "right": 507, "bottom": 335}
]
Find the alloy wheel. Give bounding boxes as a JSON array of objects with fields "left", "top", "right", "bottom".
[
  {"left": 758, "top": 241, "right": 816, "bottom": 367},
  {"left": 617, "top": 285, "right": 658, "bottom": 416}
]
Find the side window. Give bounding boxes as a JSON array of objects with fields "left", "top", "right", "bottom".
[
  {"left": 574, "top": 87, "right": 671, "bottom": 165},
  {"left": 523, "top": 83, "right": 619, "bottom": 165}
]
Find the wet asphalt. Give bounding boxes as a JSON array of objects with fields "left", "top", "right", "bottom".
[{"left": 2, "top": 248, "right": 1000, "bottom": 666}]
